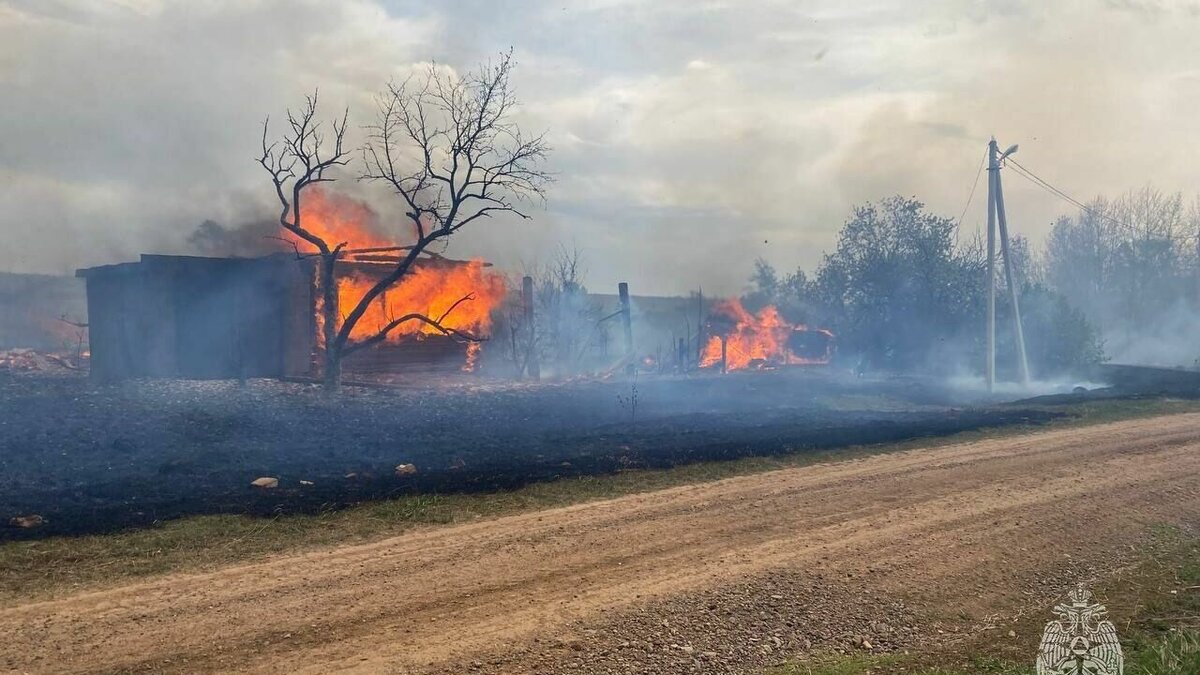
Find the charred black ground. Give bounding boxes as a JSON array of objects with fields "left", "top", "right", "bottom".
[{"left": 0, "top": 368, "right": 1078, "bottom": 540}]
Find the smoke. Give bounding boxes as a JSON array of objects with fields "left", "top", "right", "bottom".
[
  {"left": 1103, "top": 298, "right": 1200, "bottom": 367},
  {"left": 1039, "top": 187, "right": 1200, "bottom": 368},
  {"left": 185, "top": 219, "right": 283, "bottom": 258},
  {"left": 0, "top": 0, "right": 433, "bottom": 273},
  {"left": 3, "top": 1, "right": 1200, "bottom": 299},
  {"left": 942, "top": 374, "right": 1107, "bottom": 401}
]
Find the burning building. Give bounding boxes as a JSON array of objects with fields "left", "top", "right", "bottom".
[
  {"left": 78, "top": 189, "right": 508, "bottom": 381},
  {"left": 324, "top": 255, "right": 505, "bottom": 377},
  {"left": 700, "top": 298, "right": 834, "bottom": 371},
  {"left": 76, "top": 252, "right": 504, "bottom": 381}
]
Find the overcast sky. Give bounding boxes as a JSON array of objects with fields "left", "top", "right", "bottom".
[{"left": 2, "top": 0, "right": 1199, "bottom": 295}]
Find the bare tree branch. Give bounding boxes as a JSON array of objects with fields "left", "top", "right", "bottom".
[
  {"left": 260, "top": 54, "right": 548, "bottom": 389},
  {"left": 361, "top": 49, "right": 551, "bottom": 243},
  {"left": 343, "top": 293, "right": 484, "bottom": 356},
  {"left": 257, "top": 91, "right": 351, "bottom": 255},
  {"left": 343, "top": 49, "right": 550, "bottom": 356}
]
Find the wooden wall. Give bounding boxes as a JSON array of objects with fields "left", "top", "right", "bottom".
[
  {"left": 78, "top": 255, "right": 489, "bottom": 381},
  {"left": 80, "top": 255, "right": 304, "bottom": 380}
]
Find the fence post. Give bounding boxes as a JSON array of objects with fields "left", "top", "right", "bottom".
[
  {"left": 522, "top": 275, "right": 539, "bottom": 381},
  {"left": 618, "top": 282, "right": 634, "bottom": 375}
]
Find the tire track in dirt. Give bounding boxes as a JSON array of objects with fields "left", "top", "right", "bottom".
[{"left": 3, "top": 414, "right": 1200, "bottom": 674}]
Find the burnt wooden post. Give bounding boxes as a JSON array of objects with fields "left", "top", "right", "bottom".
[
  {"left": 720, "top": 335, "right": 728, "bottom": 374},
  {"left": 522, "top": 275, "right": 539, "bottom": 380},
  {"left": 618, "top": 282, "right": 634, "bottom": 375},
  {"left": 696, "top": 287, "right": 703, "bottom": 364}
]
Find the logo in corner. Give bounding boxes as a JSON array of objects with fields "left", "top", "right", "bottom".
[{"left": 1035, "top": 583, "right": 1123, "bottom": 675}]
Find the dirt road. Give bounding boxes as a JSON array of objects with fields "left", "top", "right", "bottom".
[{"left": 4, "top": 414, "right": 1200, "bottom": 674}]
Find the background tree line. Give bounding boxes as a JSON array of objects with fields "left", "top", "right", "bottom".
[
  {"left": 498, "top": 187, "right": 1200, "bottom": 381},
  {"left": 1044, "top": 187, "right": 1200, "bottom": 366},
  {"left": 744, "top": 190, "right": 1200, "bottom": 379}
]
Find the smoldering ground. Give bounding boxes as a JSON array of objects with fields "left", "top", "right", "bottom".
[{"left": 0, "top": 368, "right": 1075, "bottom": 539}]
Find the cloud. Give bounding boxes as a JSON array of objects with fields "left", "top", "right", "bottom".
[
  {"left": 2, "top": 0, "right": 1199, "bottom": 297},
  {"left": 0, "top": 0, "right": 434, "bottom": 273}
]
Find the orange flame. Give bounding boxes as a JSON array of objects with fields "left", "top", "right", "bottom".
[
  {"left": 336, "top": 261, "right": 507, "bottom": 342},
  {"left": 297, "top": 188, "right": 505, "bottom": 370},
  {"left": 700, "top": 299, "right": 833, "bottom": 371},
  {"left": 293, "top": 187, "right": 396, "bottom": 251}
]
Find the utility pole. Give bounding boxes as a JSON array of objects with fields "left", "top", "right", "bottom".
[
  {"left": 993, "top": 158, "right": 1030, "bottom": 386},
  {"left": 986, "top": 140, "right": 998, "bottom": 392},
  {"left": 985, "top": 138, "right": 1031, "bottom": 389}
]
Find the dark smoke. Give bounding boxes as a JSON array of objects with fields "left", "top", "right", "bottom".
[{"left": 186, "top": 219, "right": 288, "bottom": 258}]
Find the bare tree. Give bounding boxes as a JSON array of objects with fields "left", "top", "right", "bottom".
[
  {"left": 535, "top": 245, "right": 600, "bottom": 374},
  {"left": 1043, "top": 185, "right": 1200, "bottom": 363},
  {"left": 260, "top": 52, "right": 550, "bottom": 389},
  {"left": 500, "top": 286, "right": 538, "bottom": 379},
  {"left": 497, "top": 246, "right": 602, "bottom": 379},
  {"left": 258, "top": 93, "right": 352, "bottom": 388}
]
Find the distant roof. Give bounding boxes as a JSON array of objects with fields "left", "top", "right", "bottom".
[{"left": 76, "top": 252, "right": 485, "bottom": 279}]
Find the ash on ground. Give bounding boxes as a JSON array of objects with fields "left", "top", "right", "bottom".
[{"left": 0, "top": 369, "right": 1061, "bottom": 538}]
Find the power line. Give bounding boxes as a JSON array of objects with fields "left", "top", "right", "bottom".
[
  {"left": 956, "top": 146, "right": 987, "bottom": 229},
  {"left": 1005, "top": 158, "right": 1089, "bottom": 211},
  {"left": 1003, "top": 157, "right": 1126, "bottom": 229}
]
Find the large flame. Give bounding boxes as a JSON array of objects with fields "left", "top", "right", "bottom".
[
  {"left": 293, "top": 187, "right": 396, "bottom": 251},
  {"left": 296, "top": 188, "right": 505, "bottom": 369},
  {"left": 700, "top": 298, "right": 833, "bottom": 371},
  {"left": 335, "top": 262, "right": 507, "bottom": 341}
]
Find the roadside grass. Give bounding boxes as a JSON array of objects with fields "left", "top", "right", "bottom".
[
  {"left": 1118, "top": 525, "right": 1200, "bottom": 675},
  {"left": 768, "top": 524, "right": 1200, "bottom": 675},
  {"left": 768, "top": 654, "right": 1031, "bottom": 674},
  {"left": 770, "top": 656, "right": 1028, "bottom": 675},
  {"left": 1127, "top": 631, "right": 1200, "bottom": 674},
  {"left": 2, "top": 396, "right": 1198, "bottom": 603}
]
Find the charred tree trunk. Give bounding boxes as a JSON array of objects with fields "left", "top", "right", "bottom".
[{"left": 319, "top": 253, "right": 342, "bottom": 390}]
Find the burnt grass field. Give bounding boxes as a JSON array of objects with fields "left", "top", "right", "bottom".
[{"left": 0, "top": 368, "right": 1066, "bottom": 539}]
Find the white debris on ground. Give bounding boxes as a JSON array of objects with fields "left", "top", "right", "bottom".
[{"left": 0, "top": 348, "right": 87, "bottom": 374}]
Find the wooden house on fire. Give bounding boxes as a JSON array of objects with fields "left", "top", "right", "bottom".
[{"left": 76, "top": 253, "right": 501, "bottom": 381}]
